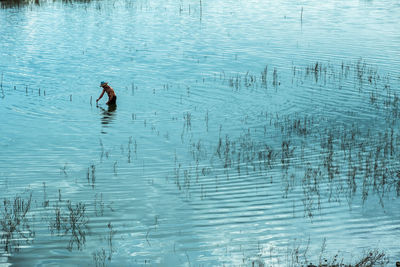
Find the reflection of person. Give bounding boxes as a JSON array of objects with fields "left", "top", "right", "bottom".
[
  {"left": 99, "top": 105, "right": 117, "bottom": 126},
  {"left": 96, "top": 81, "right": 117, "bottom": 106}
]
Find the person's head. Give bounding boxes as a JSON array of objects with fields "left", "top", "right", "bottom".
[{"left": 100, "top": 81, "right": 108, "bottom": 88}]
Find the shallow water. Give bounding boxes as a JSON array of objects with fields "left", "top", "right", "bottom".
[{"left": 1, "top": 0, "right": 400, "bottom": 266}]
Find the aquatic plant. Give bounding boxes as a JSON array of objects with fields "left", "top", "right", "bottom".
[
  {"left": 0, "top": 0, "right": 37, "bottom": 9},
  {"left": 0, "top": 192, "right": 34, "bottom": 252},
  {"left": 246, "top": 239, "right": 388, "bottom": 267},
  {"left": 49, "top": 200, "right": 89, "bottom": 251},
  {"left": 94, "top": 193, "right": 104, "bottom": 217},
  {"left": 92, "top": 248, "right": 107, "bottom": 267},
  {"left": 105, "top": 222, "right": 116, "bottom": 260}
]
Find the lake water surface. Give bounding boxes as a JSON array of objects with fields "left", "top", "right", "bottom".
[{"left": 1, "top": 0, "right": 400, "bottom": 266}]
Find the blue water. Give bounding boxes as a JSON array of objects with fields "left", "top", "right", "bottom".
[{"left": 1, "top": 0, "right": 400, "bottom": 265}]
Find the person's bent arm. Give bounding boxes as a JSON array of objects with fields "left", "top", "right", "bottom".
[{"left": 96, "top": 89, "right": 105, "bottom": 102}]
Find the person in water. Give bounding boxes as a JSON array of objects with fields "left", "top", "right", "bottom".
[{"left": 96, "top": 81, "right": 117, "bottom": 106}]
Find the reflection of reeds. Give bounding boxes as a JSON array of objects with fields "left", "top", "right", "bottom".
[
  {"left": 221, "top": 65, "right": 283, "bottom": 90},
  {"left": 174, "top": 59, "right": 400, "bottom": 214},
  {"left": 272, "top": 67, "right": 279, "bottom": 89},
  {"left": 0, "top": 0, "right": 37, "bottom": 9},
  {"left": 50, "top": 200, "right": 89, "bottom": 251},
  {"left": 1, "top": 192, "right": 34, "bottom": 252},
  {"left": 94, "top": 193, "right": 104, "bottom": 216},
  {"left": 60, "top": 163, "right": 68, "bottom": 176},
  {"left": 1, "top": 0, "right": 97, "bottom": 8},
  {"left": 261, "top": 65, "right": 268, "bottom": 88},
  {"left": 127, "top": 136, "right": 132, "bottom": 163},
  {"left": 43, "top": 182, "right": 49, "bottom": 208},
  {"left": 106, "top": 222, "right": 116, "bottom": 260},
  {"left": 91, "top": 164, "right": 96, "bottom": 188},
  {"left": 92, "top": 248, "right": 106, "bottom": 267},
  {"left": 65, "top": 201, "right": 88, "bottom": 251},
  {"left": 247, "top": 239, "right": 387, "bottom": 266},
  {"left": 184, "top": 111, "right": 192, "bottom": 131},
  {"left": 0, "top": 72, "right": 4, "bottom": 98},
  {"left": 300, "top": 6, "right": 303, "bottom": 24}
]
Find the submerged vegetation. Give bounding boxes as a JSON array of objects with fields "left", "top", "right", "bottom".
[
  {"left": 0, "top": 0, "right": 94, "bottom": 8},
  {"left": 246, "top": 248, "right": 388, "bottom": 267},
  {"left": 2, "top": 59, "right": 398, "bottom": 265},
  {"left": 1, "top": 189, "right": 116, "bottom": 262},
  {"left": 50, "top": 200, "right": 89, "bottom": 251},
  {"left": 0, "top": 192, "right": 34, "bottom": 253},
  {"left": 0, "top": 0, "right": 36, "bottom": 8},
  {"left": 1, "top": 0, "right": 399, "bottom": 261},
  {"left": 176, "top": 60, "right": 400, "bottom": 210}
]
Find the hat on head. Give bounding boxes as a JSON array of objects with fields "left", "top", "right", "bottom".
[{"left": 100, "top": 81, "right": 108, "bottom": 87}]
